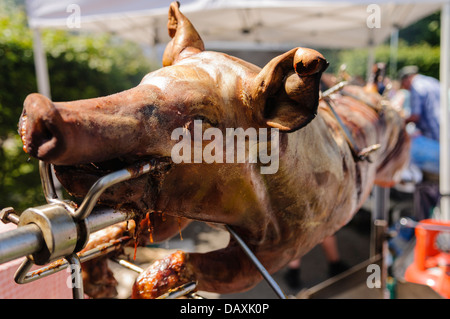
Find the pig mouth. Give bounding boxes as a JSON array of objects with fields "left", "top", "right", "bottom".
[
  {"left": 55, "top": 156, "right": 173, "bottom": 178},
  {"left": 52, "top": 155, "right": 174, "bottom": 213}
]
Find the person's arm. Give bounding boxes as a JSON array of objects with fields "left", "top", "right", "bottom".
[{"left": 406, "top": 86, "right": 422, "bottom": 124}]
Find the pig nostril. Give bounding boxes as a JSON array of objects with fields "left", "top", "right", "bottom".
[
  {"left": 25, "top": 116, "right": 61, "bottom": 161},
  {"left": 35, "top": 120, "right": 54, "bottom": 145},
  {"left": 294, "top": 48, "right": 328, "bottom": 77},
  {"left": 295, "top": 59, "right": 319, "bottom": 76}
]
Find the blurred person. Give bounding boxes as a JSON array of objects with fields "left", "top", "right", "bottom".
[
  {"left": 399, "top": 65, "right": 440, "bottom": 142},
  {"left": 399, "top": 66, "right": 441, "bottom": 220},
  {"left": 389, "top": 80, "right": 411, "bottom": 115},
  {"left": 365, "top": 62, "right": 387, "bottom": 95},
  {"left": 283, "top": 235, "right": 348, "bottom": 289}
]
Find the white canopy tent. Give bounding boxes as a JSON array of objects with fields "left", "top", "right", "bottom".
[
  {"left": 25, "top": 0, "right": 450, "bottom": 220},
  {"left": 26, "top": 0, "right": 444, "bottom": 48}
]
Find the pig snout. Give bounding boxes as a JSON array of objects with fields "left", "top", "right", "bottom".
[
  {"left": 20, "top": 93, "right": 65, "bottom": 163},
  {"left": 19, "top": 86, "right": 168, "bottom": 166}
]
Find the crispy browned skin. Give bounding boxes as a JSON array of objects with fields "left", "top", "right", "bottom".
[
  {"left": 132, "top": 250, "right": 195, "bottom": 299},
  {"left": 18, "top": 2, "right": 410, "bottom": 298}
]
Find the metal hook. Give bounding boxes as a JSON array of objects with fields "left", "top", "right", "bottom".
[
  {"left": 39, "top": 161, "right": 59, "bottom": 203},
  {"left": 73, "top": 161, "right": 167, "bottom": 221},
  {"left": 156, "top": 282, "right": 198, "bottom": 299},
  {"left": 65, "top": 253, "right": 84, "bottom": 299},
  {"left": 13, "top": 236, "right": 130, "bottom": 285},
  {"left": 320, "top": 81, "right": 348, "bottom": 100},
  {"left": 39, "top": 160, "right": 165, "bottom": 222},
  {"left": 14, "top": 253, "right": 84, "bottom": 299}
]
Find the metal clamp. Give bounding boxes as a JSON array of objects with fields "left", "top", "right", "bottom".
[
  {"left": 7, "top": 160, "right": 160, "bottom": 298},
  {"left": 29, "top": 161, "right": 160, "bottom": 261},
  {"left": 18, "top": 203, "right": 78, "bottom": 265}
]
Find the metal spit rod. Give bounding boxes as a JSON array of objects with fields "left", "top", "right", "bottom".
[
  {"left": 73, "top": 162, "right": 159, "bottom": 221},
  {"left": 226, "top": 225, "right": 287, "bottom": 299},
  {"left": 0, "top": 223, "right": 43, "bottom": 265},
  {"left": 15, "top": 237, "right": 131, "bottom": 285},
  {"left": 0, "top": 207, "right": 130, "bottom": 265},
  {"left": 0, "top": 160, "right": 163, "bottom": 266}
]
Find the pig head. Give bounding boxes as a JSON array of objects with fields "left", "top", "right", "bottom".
[{"left": 19, "top": 2, "right": 409, "bottom": 297}]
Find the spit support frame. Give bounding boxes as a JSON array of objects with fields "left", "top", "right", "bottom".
[
  {"left": 0, "top": 160, "right": 287, "bottom": 299},
  {"left": 1, "top": 160, "right": 158, "bottom": 298}
]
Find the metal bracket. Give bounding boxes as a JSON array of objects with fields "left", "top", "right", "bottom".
[
  {"left": 4, "top": 160, "right": 160, "bottom": 299},
  {"left": 0, "top": 207, "right": 19, "bottom": 225},
  {"left": 18, "top": 203, "right": 78, "bottom": 265}
]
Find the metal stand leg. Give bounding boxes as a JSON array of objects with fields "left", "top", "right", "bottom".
[
  {"left": 65, "top": 253, "right": 84, "bottom": 299},
  {"left": 371, "top": 185, "right": 390, "bottom": 298}
]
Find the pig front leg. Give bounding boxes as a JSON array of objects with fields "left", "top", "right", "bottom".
[{"left": 131, "top": 241, "right": 263, "bottom": 298}]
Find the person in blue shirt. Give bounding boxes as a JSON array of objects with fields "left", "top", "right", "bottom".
[
  {"left": 400, "top": 66, "right": 440, "bottom": 142},
  {"left": 399, "top": 66, "right": 440, "bottom": 220},
  {"left": 399, "top": 66, "right": 440, "bottom": 176}
]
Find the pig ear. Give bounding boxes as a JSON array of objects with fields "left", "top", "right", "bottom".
[
  {"left": 251, "top": 48, "right": 328, "bottom": 132},
  {"left": 162, "top": 1, "right": 205, "bottom": 67}
]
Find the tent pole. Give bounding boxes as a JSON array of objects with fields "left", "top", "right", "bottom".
[
  {"left": 440, "top": 2, "right": 450, "bottom": 221},
  {"left": 31, "top": 28, "right": 63, "bottom": 197},
  {"left": 366, "top": 45, "right": 375, "bottom": 82},
  {"left": 366, "top": 28, "right": 375, "bottom": 82},
  {"left": 32, "top": 28, "right": 51, "bottom": 99},
  {"left": 389, "top": 26, "right": 399, "bottom": 78}
]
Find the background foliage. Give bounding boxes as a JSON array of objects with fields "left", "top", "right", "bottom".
[
  {"left": 0, "top": 0, "right": 156, "bottom": 211},
  {"left": 325, "top": 12, "right": 441, "bottom": 79}
]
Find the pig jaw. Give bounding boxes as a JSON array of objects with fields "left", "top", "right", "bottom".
[{"left": 52, "top": 156, "right": 174, "bottom": 213}]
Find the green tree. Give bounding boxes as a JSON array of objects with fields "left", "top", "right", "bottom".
[
  {"left": 399, "top": 12, "right": 441, "bottom": 46},
  {"left": 322, "top": 10, "right": 441, "bottom": 80},
  {"left": 0, "top": 0, "right": 156, "bottom": 212},
  {"left": 335, "top": 42, "right": 440, "bottom": 81}
]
